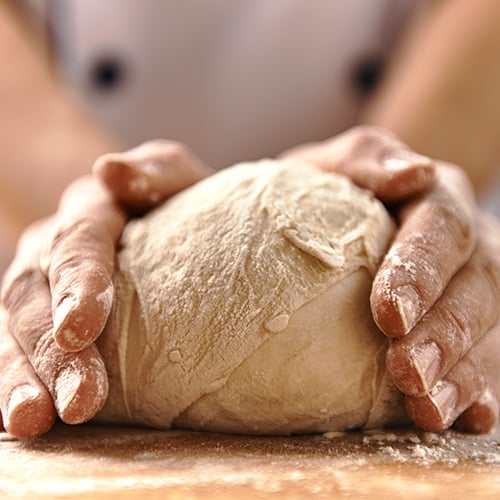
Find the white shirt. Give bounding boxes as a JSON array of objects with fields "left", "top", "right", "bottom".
[
  {"left": 44, "top": 0, "right": 415, "bottom": 169},
  {"left": 24, "top": 0, "right": 500, "bottom": 215}
]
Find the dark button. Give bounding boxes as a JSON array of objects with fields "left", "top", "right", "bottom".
[
  {"left": 352, "top": 56, "right": 385, "bottom": 96},
  {"left": 90, "top": 55, "right": 126, "bottom": 91}
]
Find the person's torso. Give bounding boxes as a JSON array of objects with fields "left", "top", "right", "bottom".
[{"left": 45, "top": 0, "right": 413, "bottom": 168}]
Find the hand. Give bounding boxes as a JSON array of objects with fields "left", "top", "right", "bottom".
[
  {"left": 377, "top": 197, "right": 500, "bottom": 434},
  {"left": 283, "top": 125, "right": 500, "bottom": 433},
  {"left": 0, "top": 140, "right": 211, "bottom": 438}
]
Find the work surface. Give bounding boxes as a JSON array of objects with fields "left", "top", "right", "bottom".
[{"left": 0, "top": 423, "right": 499, "bottom": 499}]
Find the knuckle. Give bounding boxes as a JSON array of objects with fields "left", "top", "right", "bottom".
[
  {"left": 436, "top": 306, "right": 473, "bottom": 357},
  {"left": 30, "top": 331, "right": 56, "bottom": 374},
  {"left": 48, "top": 218, "right": 87, "bottom": 252},
  {"left": 32, "top": 330, "right": 51, "bottom": 361},
  {"left": 433, "top": 166, "right": 476, "bottom": 252},
  {"left": 1, "top": 276, "right": 53, "bottom": 356},
  {"left": 1, "top": 221, "right": 51, "bottom": 306},
  {"left": 428, "top": 196, "right": 476, "bottom": 257},
  {"left": 49, "top": 218, "right": 108, "bottom": 254},
  {"left": 471, "top": 243, "right": 500, "bottom": 305},
  {"left": 1, "top": 269, "right": 38, "bottom": 310},
  {"left": 395, "top": 235, "right": 444, "bottom": 293},
  {"left": 44, "top": 218, "right": 112, "bottom": 280}
]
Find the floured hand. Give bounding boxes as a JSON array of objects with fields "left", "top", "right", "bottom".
[
  {"left": 3, "top": 128, "right": 498, "bottom": 437},
  {"left": 284, "top": 126, "right": 500, "bottom": 434},
  {"left": 381, "top": 210, "right": 500, "bottom": 434},
  {"left": 0, "top": 141, "right": 210, "bottom": 438}
]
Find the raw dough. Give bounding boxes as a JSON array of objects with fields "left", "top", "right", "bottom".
[{"left": 95, "top": 159, "right": 409, "bottom": 434}]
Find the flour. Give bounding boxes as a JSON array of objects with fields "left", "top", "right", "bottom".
[
  {"left": 326, "top": 427, "right": 500, "bottom": 466},
  {"left": 96, "top": 159, "right": 408, "bottom": 434}
]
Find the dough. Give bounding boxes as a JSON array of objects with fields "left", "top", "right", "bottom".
[{"left": 95, "top": 159, "right": 409, "bottom": 434}]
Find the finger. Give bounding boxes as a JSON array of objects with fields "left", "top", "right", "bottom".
[
  {"left": 0, "top": 308, "right": 56, "bottom": 439},
  {"left": 280, "top": 125, "right": 436, "bottom": 201},
  {"left": 404, "top": 354, "right": 487, "bottom": 433},
  {"left": 40, "top": 177, "right": 125, "bottom": 352},
  {"left": 386, "top": 228, "right": 500, "bottom": 396},
  {"left": 2, "top": 267, "right": 108, "bottom": 425},
  {"left": 371, "top": 163, "right": 477, "bottom": 338},
  {"left": 454, "top": 397, "right": 499, "bottom": 435},
  {"left": 455, "top": 319, "right": 500, "bottom": 434},
  {"left": 93, "top": 139, "right": 213, "bottom": 211},
  {"left": 404, "top": 324, "right": 500, "bottom": 433}
]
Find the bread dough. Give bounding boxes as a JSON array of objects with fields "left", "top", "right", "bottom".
[{"left": 95, "top": 159, "right": 409, "bottom": 434}]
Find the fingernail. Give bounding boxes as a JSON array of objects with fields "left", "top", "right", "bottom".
[
  {"left": 430, "top": 381, "right": 458, "bottom": 426},
  {"left": 54, "top": 295, "right": 90, "bottom": 351},
  {"left": 55, "top": 368, "right": 81, "bottom": 421},
  {"left": 393, "top": 285, "right": 420, "bottom": 334},
  {"left": 5, "top": 384, "right": 41, "bottom": 426},
  {"left": 53, "top": 294, "right": 78, "bottom": 337},
  {"left": 411, "top": 342, "right": 441, "bottom": 392}
]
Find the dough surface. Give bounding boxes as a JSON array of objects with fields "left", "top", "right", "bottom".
[{"left": 96, "top": 159, "right": 409, "bottom": 434}]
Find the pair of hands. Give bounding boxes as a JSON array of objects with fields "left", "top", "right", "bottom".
[{"left": 1, "top": 127, "right": 499, "bottom": 438}]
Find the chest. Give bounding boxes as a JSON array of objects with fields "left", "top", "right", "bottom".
[{"left": 51, "top": 0, "right": 412, "bottom": 167}]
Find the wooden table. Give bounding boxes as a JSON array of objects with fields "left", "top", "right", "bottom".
[{"left": 0, "top": 423, "right": 499, "bottom": 499}]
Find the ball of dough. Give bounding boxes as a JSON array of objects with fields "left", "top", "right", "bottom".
[{"left": 95, "top": 159, "right": 409, "bottom": 434}]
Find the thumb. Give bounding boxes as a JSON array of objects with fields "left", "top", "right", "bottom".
[
  {"left": 281, "top": 126, "right": 435, "bottom": 202},
  {"left": 93, "top": 140, "right": 213, "bottom": 211}
]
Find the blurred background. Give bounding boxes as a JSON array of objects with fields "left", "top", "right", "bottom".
[{"left": 1, "top": 0, "right": 500, "bottom": 273}]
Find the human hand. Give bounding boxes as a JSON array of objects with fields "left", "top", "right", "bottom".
[
  {"left": 0, "top": 140, "right": 211, "bottom": 438},
  {"left": 282, "top": 126, "right": 499, "bottom": 434},
  {"left": 376, "top": 193, "right": 500, "bottom": 435}
]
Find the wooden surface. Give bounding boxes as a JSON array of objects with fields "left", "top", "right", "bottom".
[{"left": 0, "top": 423, "right": 499, "bottom": 499}]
